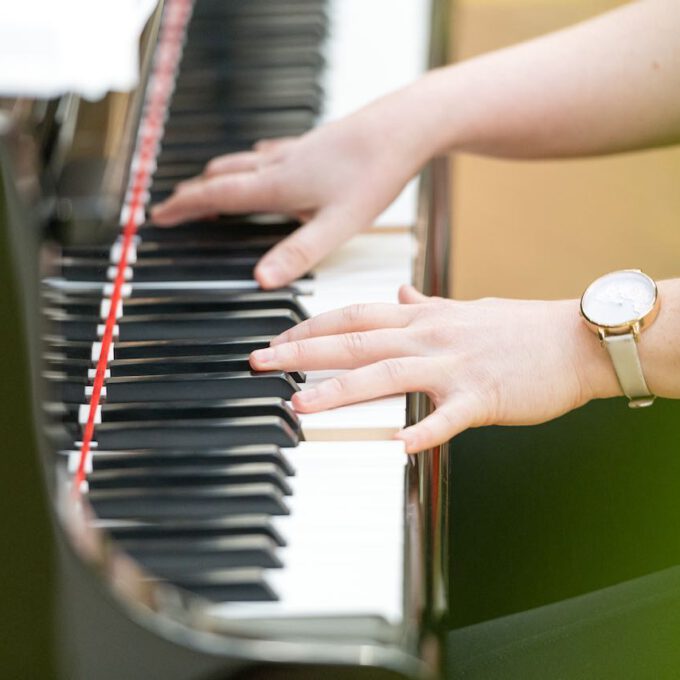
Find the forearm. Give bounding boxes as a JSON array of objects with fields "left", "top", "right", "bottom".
[{"left": 377, "top": 0, "right": 680, "bottom": 166}]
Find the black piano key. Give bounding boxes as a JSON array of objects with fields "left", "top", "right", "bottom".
[
  {"left": 45, "top": 291, "right": 309, "bottom": 319},
  {"left": 44, "top": 336, "right": 274, "bottom": 361},
  {"left": 169, "top": 85, "right": 322, "bottom": 115},
  {"left": 114, "top": 337, "right": 276, "bottom": 359},
  {"left": 57, "top": 256, "right": 313, "bottom": 284},
  {"left": 178, "top": 42, "right": 324, "bottom": 70},
  {"left": 119, "top": 535, "right": 282, "bottom": 573},
  {"left": 87, "top": 483, "right": 290, "bottom": 519},
  {"left": 58, "top": 255, "right": 261, "bottom": 281},
  {"left": 142, "top": 214, "right": 301, "bottom": 239},
  {"left": 187, "top": 11, "right": 326, "bottom": 39},
  {"left": 155, "top": 142, "right": 237, "bottom": 165},
  {"left": 163, "top": 109, "right": 316, "bottom": 135},
  {"left": 50, "top": 355, "right": 249, "bottom": 376},
  {"left": 88, "top": 463, "right": 292, "bottom": 495},
  {"left": 61, "top": 239, "right": 278, "bottom": 259},
  {"left": 83, "top": 446, "right": 295, "bottom": 476},
  {"left": 49, "top": 371, "right": 300, "bottom": 403},
  {"left": 149, "top": 161, "right": 208, "bottom": 181},
  {"left": 50, "top": 309, "right": 302, "bottom": 341},
  {"left": 161, "top": 568, "right": 277, "bottom": 602},
  {"left": 161, "top": 114, "right": 317, "bottom": 147},
  {"left": 190, "top": 0, "right": 326, "bottom": 18},
  {"left": 93, "top": 417, "right": 299, "bottom": 449},
  {"left": 104, "top": 514, "right": 287, "bottom": 546},
  {"left": 48, "top": 396, "right": 300, "bottom": 444},
  {"left": 49, "top": 355, "right": 305, "bottom": 383},
  {"left": 155, "top": 138, "right": 287, "bottom": 165},
  {"left": 58, "top": 397, "right": 300, "bottom": 430}
]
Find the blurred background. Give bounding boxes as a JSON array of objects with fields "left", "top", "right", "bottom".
[
  {"left": 446, "top": 0, "right": 680, "bottom": 666},
  {"left": 1, "top": 0, "right": 679, "bottom": 677},
  {"left": 450, "top": 0, "right": 680, "bottom": 299}
]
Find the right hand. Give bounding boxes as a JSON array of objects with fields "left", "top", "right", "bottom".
[{"left": 151, "top": 98, "right": 428, "bottom": 288}]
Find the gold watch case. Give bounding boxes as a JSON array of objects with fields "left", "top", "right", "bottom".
[{"left": 580, "top": 269, "right": 660, "bottom": 340}]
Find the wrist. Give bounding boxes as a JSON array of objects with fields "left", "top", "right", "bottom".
[
  {"left": 566, "top": 299, "right": 623, "bottom": 402},
  {"left": 637, "top": 279, "right": 680, "bottom": 399},
  {"left": 358, "top": 71, "right": 456, "bottom": 171},
  {"left": 574, "top": 277, "right": 680, "bottom": 404}
]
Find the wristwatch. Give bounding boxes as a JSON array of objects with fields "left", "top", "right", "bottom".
[{"left": 580, "top": 269, "right": 660, "bottom": 408}]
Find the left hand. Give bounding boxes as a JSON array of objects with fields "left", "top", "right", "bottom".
[{"left": 249, "top": 285, "right": 621, "bottom": 453}]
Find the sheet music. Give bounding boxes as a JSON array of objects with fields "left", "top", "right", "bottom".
[{"left": 0, "top": 0, "right": 157, "bottom": 100}]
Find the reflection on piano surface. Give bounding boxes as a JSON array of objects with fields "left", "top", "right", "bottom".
[{"left": 0, "top": 1, "right": 453, "bottom": 678}]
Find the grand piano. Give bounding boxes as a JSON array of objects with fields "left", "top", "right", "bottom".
[{"left": 0, "top": 1, "right": 453, "bottom": 678}]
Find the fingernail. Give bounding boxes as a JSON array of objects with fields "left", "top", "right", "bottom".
[
  {"left": 294, "top": 388, "right": 317, "bottom": 404},
  {"left": 256, "top": 262, "right": 284, "bottom": 289},
  {"left": 251, "top": 348, "right": 275, "bottom": 365},
  {"left": 395, "top": 430, "right": 416, "bottom": 452},
  {"left": 150, "top": 205, "right": 168, "bottom": 221}
]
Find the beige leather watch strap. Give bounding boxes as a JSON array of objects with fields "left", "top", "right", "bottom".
[{"left": 603, "top": 332, "right": 655, "bottom": 408}]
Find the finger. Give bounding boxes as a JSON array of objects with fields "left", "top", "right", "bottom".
[
  {"left": 395, "top": 398, "right": 478, "bottom": 453},
  {"left": 254, "top": 206, "right": 362, "bottom": 289},
  {"left": 203, "top": 151, "right": 260, "bottom": 177},
  {"left": 150, "top": 170, "right": 285, "bottom": 226},
  {"left": 291, "top": 357, "right": 433, "bottom": 412},
  {"left": 398, "top": 284, "right": 443, "bottom": 304},
  {"left": 250, "top": 329, "right": 416, "bottom": 371},
  {"left": 270, "top": 301, "right": 416, "bottom": 346},
  {"left": 253, "top": 137, "right": 295, "bottom": 153}
]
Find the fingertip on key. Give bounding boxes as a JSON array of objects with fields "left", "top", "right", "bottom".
[
  {"left": 249, "top": 347, "right": 275, "bottom": 368},
  {"left": 150, "top": 204, "right": 168, "bottom": 222},
  {"left": 255, "top": 261, "right": 286, "bottom": 290},
  {"left": 395, "top": 429, "right": 418, "bottom": 454},
  {"left": 291, "top": 388, "right": 318, "bottom": 411}
]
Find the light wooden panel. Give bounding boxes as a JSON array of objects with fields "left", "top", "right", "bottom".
[{"left": 449, "top": 1, "right": 680, "bottom": 300}]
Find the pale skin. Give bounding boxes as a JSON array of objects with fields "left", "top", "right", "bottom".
[{"left": 152, "top": 0, "right": 680, "bottom": 452}]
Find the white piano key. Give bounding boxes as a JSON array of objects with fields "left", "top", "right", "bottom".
[
  {"left": 209, "top": 441, "right": 406, "bottom": 623},
  {"left": 104, "top": 282, "right": 133, "bottom": 298},
  {"left": 314, "top": 232, "right": 416, "bottom": 276},
  {"left": 84, "top": 386, "right": 106, "bottom": 399},
  {"left": 106, "top": 265, "right": 133, "bottom": 282},
  {"left": 99, "top": 298, "right": 123, "bottom": 320},
  {"left": 298, "top": 405, "right": 405, "bottom": 440},
  {"left": 110, "top": 240, "right": 138, "bottom": 265},
  {"left": 119, "top": 204, "right": 146, "bottom": 227},
  {"left": 90, "top": 341, "right": 114, "bottom": 363},
  {"left": 67, "top": 452, "right": 93, "bottom": 475},
  {"left": 87, "top": 368, "right": 111, "bottom": 380},
  {"left": 96, "top": 323, "right": 119, "bottom": 339},
  {"left": 296, "top": 382, "right": 406, "bottom": 440},
  {"left": 78, "top": 404, "right": 101, "bottom": 426}
]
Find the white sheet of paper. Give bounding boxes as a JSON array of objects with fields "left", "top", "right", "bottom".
[
  {"left": 321, "top": 0, "right": 431, "bottom": 227},
  {"left": 0, "top": 0, "right": 157, "bottom": 100}
]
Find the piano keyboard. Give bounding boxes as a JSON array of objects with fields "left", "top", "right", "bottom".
[{"left": 30, "top": 0, "right": 448, "bottom": 671}]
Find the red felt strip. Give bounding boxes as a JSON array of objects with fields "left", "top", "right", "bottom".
[{"left": 72, "top": 0, "right": 192, "bottom": 495}]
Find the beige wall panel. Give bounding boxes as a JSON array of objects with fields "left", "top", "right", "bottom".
[{"left": 450, "top": 1, "right": 680, "bottom": 299}]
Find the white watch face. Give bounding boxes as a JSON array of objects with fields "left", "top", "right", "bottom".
[{"left": 581, "top": 270, "right": 657, "bottom": 328}]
